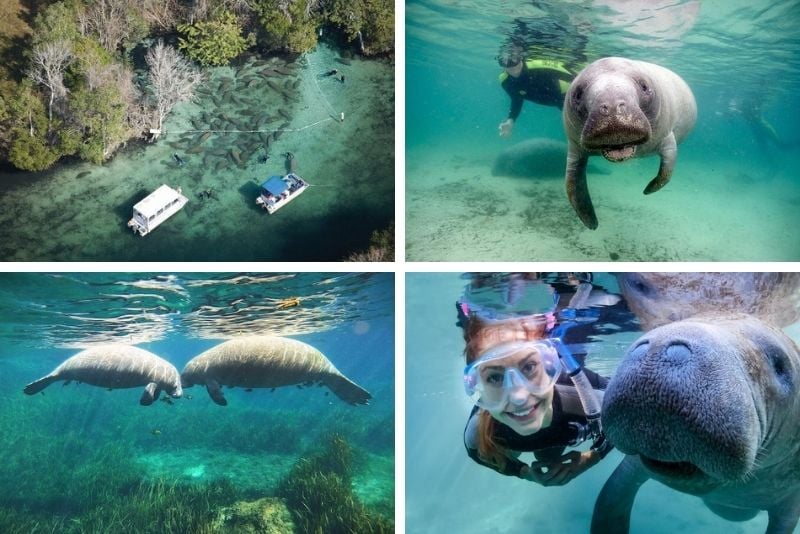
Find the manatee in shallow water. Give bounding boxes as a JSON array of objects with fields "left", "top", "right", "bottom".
[
  {"left": 23, "top": 344, "right": 183, "bottom": 406},
  {"left": 492, "top": 138, "right": 608, "bottom": 179},
  {"left": 563, "top": 57, "right": 697, "bottom": 229},
  {"left": 616, "top": 272, "right": 800, "bottom": 331},
  {"left": 593, "top": 315, "right": 800, "bottom": 533},
  {"left": 181, "top": 336, "right": 371, "bottom": 406}
]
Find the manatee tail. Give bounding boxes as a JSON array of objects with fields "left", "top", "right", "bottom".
[
  {"left": 324, "top": 375, "right": 371, "bottom": 406},
  {"left": 23, "top": 375, "right": 59, "bottom": 395}
]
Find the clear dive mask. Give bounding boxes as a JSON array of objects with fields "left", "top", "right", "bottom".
[{"left": 463, "top": 340, "right": 562, "bottom": 412}]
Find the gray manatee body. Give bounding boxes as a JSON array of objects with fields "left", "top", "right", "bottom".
[
  {"left": 492, "top": 138, "right": 608, "bottom": 178},
  {"left": 563, "top": 57, "right": 697, "bottom": 229},
  {"left": 181, "top": 335, "right": 371, "bottom": 406},
  {"left": 23, "top": 344, "right": 183, "bottom": 406},
  {"left": 593, "top": 315, "right": 800, "bottom": 533},
  {"left": 617, "top": 273, "right": 800, "bottom": 331}
]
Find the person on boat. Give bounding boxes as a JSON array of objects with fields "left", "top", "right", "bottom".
[
  {"left": 459, "top": 279, "right": 612, "bottom": 486},
  {"left": 497, "top": 49, "right": 577, "bottom": 138}
]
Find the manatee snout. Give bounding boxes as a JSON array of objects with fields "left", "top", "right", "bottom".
[
  {"left": 603, "top": 321, "right": 760, "bottom": 484},
  {"left": 581, "top": 89, "right": 651, "bottom": 161}
]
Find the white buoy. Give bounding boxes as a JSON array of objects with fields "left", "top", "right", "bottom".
[{"left": 340, "top": 112, "right": 345, "bottom": 122}]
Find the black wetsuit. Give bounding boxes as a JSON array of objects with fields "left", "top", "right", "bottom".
[
  {"left": 464, "top": 370, "right": 611, "bottom": 478},
  {"left": 501, "top": 64, "right": 574, "bottom": 118}
]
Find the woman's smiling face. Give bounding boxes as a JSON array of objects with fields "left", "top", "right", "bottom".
[{"left": 478, "top": 348, "right": 556, "bottom": 436}]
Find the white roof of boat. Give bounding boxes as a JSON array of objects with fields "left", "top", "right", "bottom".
[{"left": 133, "top": 185, "right": 186, "bottom": 217}]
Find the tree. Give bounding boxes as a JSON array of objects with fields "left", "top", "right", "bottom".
[
  {"left": 178, "top": 10, "right": 251, "bottom": 66},
  {"left": 70, "top": 84, "right": 127, "bottom": 163},
  {"left": 258, "top": 0, "right": 319, "bottom": 53},
  {"left": 144, "top": 40, "right": 203, "bottom": 133},
  {"left": 27, "top": 40, "right": 73, "bottom": 128},
  {"left": 5, "top": 82, "right": 71, "bottom": 171},
  {"left": 327, "top": 0, "right": 394, "bottom": 56},
  {"left": 77, "top": 0, "right": 149, "bottom": 54}
]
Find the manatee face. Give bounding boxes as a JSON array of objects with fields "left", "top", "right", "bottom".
[
  {"left": 617, "top": 273, "right": 800, "bottom": 331},
  {"left": 603, "top": 316, "right": 800, "bottom": 497},
  {"left": 564, "top": 57, "right": 657, "bottom": 162}
]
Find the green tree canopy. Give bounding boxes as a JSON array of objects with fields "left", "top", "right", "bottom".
[
  {"left": 177, "top": 10, "right": 251, "bottom": 67},
  {"left": 257, "top": 0, "right": 318, "bottom": 54}
]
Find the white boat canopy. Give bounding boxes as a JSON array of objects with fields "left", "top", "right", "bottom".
[{"left": 133, "top": 185, "right": 186, "bottom": 220}]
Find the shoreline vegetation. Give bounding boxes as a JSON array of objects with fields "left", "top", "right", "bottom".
[{"left": 0, "top": 0, "right": 394, "bottom": 173}]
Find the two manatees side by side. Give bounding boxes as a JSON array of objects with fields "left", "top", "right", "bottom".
[
  {"left": 562, "top": 57, "right": 697, "bottom": 229},
  {"left": 23, "top": 336, "right": 371, "bottom": 407}
]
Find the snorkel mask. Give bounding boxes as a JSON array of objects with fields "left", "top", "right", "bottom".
[{"left": 463, "top": 340, "right": 562, "bottom": 412}]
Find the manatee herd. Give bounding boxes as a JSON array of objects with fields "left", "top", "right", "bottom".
[{"left": 23, "top": 336, "right": 371, "bottom": 407}]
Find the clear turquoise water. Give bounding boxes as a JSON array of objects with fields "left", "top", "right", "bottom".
[
  {"left": 405, "top": 273, "right": 786, "bottom": 534},
  {"left": 406, "top": 0, "right": 800, "bottom": 261},
  {"left": 0, "top": 272, "right": 395, "bottom": 531}
]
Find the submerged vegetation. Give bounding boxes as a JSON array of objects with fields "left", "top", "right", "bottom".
[
  {"left": 0, "top": 391, "right": 394, "bottom": 532},
  {"left": 278, "top": 434, "right": 394, "bottom": 533},
  {"left": 0, "top": 0, "right": 394, "bottom": 171},
  {"left": 347, "top": 220, "right": 395, "bottom": 261}
]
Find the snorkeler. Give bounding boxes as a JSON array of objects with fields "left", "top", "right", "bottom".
[
  {"left": 324, "top": 69, "right": 339, "bottom": 77},
  {"left": 496, "top": 48, "right": 577, "bottom": 138},
  {"left": 173, "top": 153, "right": 185, "bottom": 167},
  {"left": 459, "top": 276, "right": 613, "bottom": 485}
]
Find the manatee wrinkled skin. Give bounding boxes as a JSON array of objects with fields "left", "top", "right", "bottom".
[
  {"left": 617, "top": 273, "right": 800, "bottom": 331},
  {"left": 563, "top": 57, "right": 697, "bottom": 229},
  {"left": 592, "top": 316, "right": 800, "bottom": 534},
  {"left": 23, "top": 344, "right": 183, "bottom": 406},
  {"left": 181, "top": 335, "right": 371, "bottom": 406}
]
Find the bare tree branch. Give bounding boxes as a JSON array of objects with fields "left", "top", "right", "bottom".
[
  {"left": 27, "top": 40, "right": 73, "bottom": 127},
  {"left": 144, "top": 40, "right": 203, "bottom": 132}
]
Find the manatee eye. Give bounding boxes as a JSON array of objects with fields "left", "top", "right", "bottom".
[
  {"left": 639, "top": 81, "right": 649, "bottom": 93},
  {"left": 764, "top": 342, "right": 793, "bottom": 394},
  {"left": 572, "top": 84, "right": 584, "bottom": 103},
  {"left": 625, "top": 275, "right": 652, "bottom": 297}
]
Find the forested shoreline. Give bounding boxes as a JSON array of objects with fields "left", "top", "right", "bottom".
[{"left": 0, "top": 0, "right": 394, "bottom": 172}]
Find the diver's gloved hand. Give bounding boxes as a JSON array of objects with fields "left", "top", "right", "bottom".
[
  {"left": 499, "top": 118, "right": 514, "bottom": 137},
  {"left": 521, "top": 450, "right": 601, "bottom": 486}
]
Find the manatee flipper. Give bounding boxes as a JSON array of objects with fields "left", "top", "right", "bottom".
[
  {"left": 644, "top": 132, "right": 677, "bottom": 194},
  {"left": 565, "top": 146, "right": 597, "bottom": 229},
  {"left": 767, "top": 496, "right": 800, "bottom": 534},
  {"left": 206, "top": 379, "right": 227, "bottom": 406},
  {"left": 140, "top": 383, "right": 161, "bottom": 406},
  {"left": 591, "top": 455, "right": 651, "bottom": 534},
  {"left": 23, "top": 375, "right": 60, "bottom": 395},
  {"left": 323, "top": 374, "right": 371, "bottom": 406}
]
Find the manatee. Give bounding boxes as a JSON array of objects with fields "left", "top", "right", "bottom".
[
  {"left": 23, "top": 344, "right": 182, "bottom": 406},
  {"left": 592, "top": 315, "right": 800, "bottom": 533},
  {"left": 563, "top": 57, "right": 697, "bottom": 229},
  {"left": 492, "top": 138, "right": 608, "bottom": 179},
  {"left": 617, "top": 273, "right": 800, "bottom": 331},
  {"left": 180, "top": 336, "right": 371, "bottom": 406}
]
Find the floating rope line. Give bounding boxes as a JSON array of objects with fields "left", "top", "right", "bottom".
[
  {"left": 303, "top": 51, "right": 342, "bottom": 120},
  {"left": 164, "top": 117, "right": 336, "bottom": 136}
]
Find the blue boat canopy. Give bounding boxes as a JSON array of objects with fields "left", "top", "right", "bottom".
[{"left": 261, "top": 176, "right": 288, "bottom": 196}]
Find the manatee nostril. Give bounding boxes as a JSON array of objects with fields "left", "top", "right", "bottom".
[
  {"left": 617, "top": 102, "right": 626, "bottom": 114},
  {"left": 665, "top": 342, "right": 692, "bottom": 361},
  {"left": 599, "top": 103, "right": 609, "bottom": 114}
]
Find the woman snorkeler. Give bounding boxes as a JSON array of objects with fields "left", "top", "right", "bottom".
[{"left": 459, "top": 274, "right": 615, "bottom": 486}]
